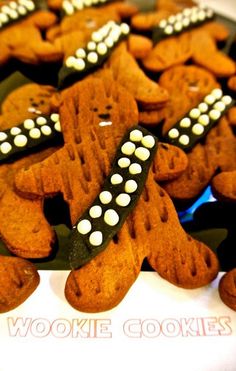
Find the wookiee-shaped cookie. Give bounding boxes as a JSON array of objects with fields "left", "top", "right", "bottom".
[
  {"left": 14, "top": 71, "right": 219, "bottom": 312},
  {"left": 0, "top": 255, "right": 39, "bottom": 313},
  {"left": 0, "top": 82, "right": 61, "bottom": 258},
  {"left": 0, "top": 0, "right": 63, "bottom": 65},
  {"left": 152, "top": 65, "right": 236, "bottom": 208}
]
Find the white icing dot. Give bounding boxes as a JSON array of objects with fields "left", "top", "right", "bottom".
[
  {"left": 129, "top": 163, "right": 142, "bottom": 175},
  {"left": 73, "top": 0, "right": 83, "bottom": 9},
  {"left": 54, "top": 122, "right": 61, "bottom": 132},
  {"left": 41, "top": 125, "right": 52, "bottom": 136},
  {"left": 192, "top": 123, "right": 204, "bottom": 135},
  {"left": 89, "top": 205, "right": 102, "bottom": 218},
  {"left": 120, "top": 23, "right": 130, "bottom": 35},
  {"left": 14, "top": 134, "right": 28, "bottom": 147},
  {"left": 104, "top": 209, "right": 119, "bottom": 226},
  {"left": 141, "top": 135, "right": 155, "bottom": 148},
  {"left": 209, "top": 109, "right": 221, "bottom": 120},
  {"left": 116, "top": 193, "right": 131, "bottom": 207},
  {"left": 204, "top": 94, "right": 216, "bottom": 105},
  {"left": 211, "top": 88, "right": 223, "bottom": 99},
  {"left": 10, "top": 127, "right": 21, "bottom": 136},
  {"left": 198, "top": 102, "right": 208, "bottom": 113},
  {"left": 87, "top": 41, "right": 96, "bottom": 50},
  {"left": 110, "top": 29, "right": 120, "bottom": 42},
  {"left": 164, "top": 25, "right": 173, "bottom": 35},
  {"left": 197, "top": 10, "right": 206, "bottom": 21},
  {"left": 129, "top": 129, "right": 143, "bottom": 142},
  {"left": 222, "top": 95, "right": 232, "bottom": 105},
  {"left": 206, "top": 8, "right": 214, "bottom": 18},
  {"left": 183, "top": 8, "right": 191, "bottom": 16},
  {"left": 0, "top": 13, "right": 8, "bottom": 23},
  {"left": 75, "top": 48, "right": 86, "bottom": 58},
  {"left": 50, "top": 113, "right": 59, "bottom": 122},
  {"left": 9, "top": 9, "right": 18, "bottom": 18},
  {"left": 73, "top": 58, "right": 86, "bottom": 70},
  {"left": 84, "top": 0, "right": 92, "bottom": 6},
  {"left": 63, "top": 0, "right": 74, "bottom": 14},
  {"left": 125, "top": 180, "right": 138, "bottom": 193},
  {"left": 87, "top": 52, "right": 98, "bottom": 64},
  {"left": 118, "top": 157, "right": 131, "bottom": 168},
  {"left": 179, "top": 117, "right": 191, "bottom": 128},
  {"left": 189, "top": 108, "right": 201, "bottom": 119},
  {"left": 213, "top": 101, "right": 225, "bottom": 112},
  {"left": 9, "top": 1, "right": 17, "bottom": 9},
  {"left": 24, "top": 119, "right": 35, "bottom": 129},
  {"left": 0, "top": 132, "right": 7, "bottom": 141},
  {"left": 176, "top": 13, "right": 183, "bottom": 21},
  {"left": 198, "top": 114, "right": 210, "bottom": 126},
  {"left": 168, "top": 15, "right": 176, "bottom": 24},
  {"left": 182, "top": 17, "right": 190, "bottom": 27},
  {"left": 121, "top": 141, "right": 136, "bottom": 156},
  {"left": 179, "top": 135, "right": 190, "bottom": 146},
  {"left": 89, "top": 231, "right": 103, "bottom": 246},
  {"left": 174, "top": 21, "right": 182, "bottom": 32},
  {"left": 36, "top": 117, "right": 47, "bottom": 126},
  {"left": 168, "top": 128, "right": 179, "bottom": 138},
  {"left": 159, "top": 19, "right": 167, "bottom": 28},
  {"left": 0, "top": 142, "right": 12, "bottom": 154},
  {"left": 99, "top": 191, "right": 112, "bottom": 204},
  {"left": 91, "top": 31, "right": 102, "bottom": 43},
  {"left": 18, "top": 5, "right": 27, "bottom": 15},
  {"left": 29, "top": 128, "right": 41, "bottom": 139},
  {"left": 25, "top": 0, "right": 35, "bottom": 11},
  {"left": 135, "top": 147, "right": 150, "bottom": 161},
  {"left": 190, "top": 14, "right": 198, "bottom": 23},
  {"left": 97, "top": 42, "right": 107, "bottom": 55},
  {"left": 66, "top": 56, "right": 76, "bottom": 68},
  {"left": 105, "top": 36, "right": 114, "bottom": 48},
  {"left": 110, "top": 173, "right": 123, "bottom": 185},
  {"left": 77, "top": 219, "right": 91, "bottom": 234}
]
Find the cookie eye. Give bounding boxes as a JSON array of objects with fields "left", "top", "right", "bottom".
[
  {"left": 85, "top": 18, "right": 96, "bottom": 28},
  {"left": 106, "top": 105, "right": 112, "bottom": 110},
  {"left": 40, "top": 100, "right": 45, "bottom": 104},
  {"left": 93, "top": 107, "right": 98, "bottom": 112}
]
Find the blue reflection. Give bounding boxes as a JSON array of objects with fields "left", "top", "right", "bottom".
[{"left": 178, "top": 186, "right": 216, "bottom": 223}]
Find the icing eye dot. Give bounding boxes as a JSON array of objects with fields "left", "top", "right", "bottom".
[
  {"left": 209, "top": 109, "right": 221, "bottom": 120},
  {"left": 87, "top": 52, "right": 98, "bottom": 64},
  {"left": 41, "top": 125, "right": 52, "bottom": 136},
  {"left": 179, "top": 117, "right": 191, "bottom": 128},
  {"left": 198, "top": 114, "right": 210, "bottom": 126},
  {"left": 116, "top": 193, "right": 131, "bottom": 207},
  {"left": 118, "top": 157, "right": 131, "bottom": 168},
  {"left": 159, "top": 19, "right": 167, "bottom": 28},
  {"left": 77, "top": 219, "right": 91, "bottom": 234},
  {"left": 168, "top": 128, "right": 179, "bottom": 138},
  {"left": 129, "top": 129, "right": 143, "bottom": 142},
  {"left": 89, "top": 231, "right": 103, "bottom": 246},
  {"left": 99, "top": 191, "right": 112, "bottom": 204},
  {"left": 89, "top": 205, "right": 102, "bottom": 218},
  {"left": 222, "top": 95, "right": 232, "bottom": 105},
  {"left": 189, "top": 108, "right": 201, "bottom": 119},
  {"left": 164, "top": 25, "right": 173, "bottom": 35},
  {"left": 36, "top": 117, "right": 47, "bottom": 126},
  {"left": 97, "top": 42, "right": 107, "bottom": 55},
  {"left": 87, "top": 41, "right": 96, "bottom": 50},
  {"left": 29, "top": 128, "right": 41, "bottom": 139},
  {"left": 24, "top": 119, "right": 35, "bottom": 129},
  {"left": 10, "top": 127, "right": 21, "bottom": 136},
  {"left": 129, "top": 163, "right": 142, "bottom": 175},
  {"left": 0, "top": 132, "right": 7, "bottom": 141},
  {"left": 0, "top": 142, "right": 12, "bottom": 154},
  {"left": 73, "top": 58, "right": 86, "bottom": 70},
  {"left": 54, "top": 122, "right": 61, "bottom": 132},
  {"left": 204, "top": 94, "right": 216, "bottom": 105},
  {"left": 192, "top": 123, "right": 204, "bottom": 135},
  {"left": 121, "top": 141, "right": 136, "bottom": 155},
  {"left": 125, "top": 179, "right": 138, "bottom": 193},
  {"left": 75, "top": 48, "right": 86, "bottom": 58},
  {"left": 179, "top": 135, "right": 190, "bottom": 146},
  {"left": 211, "top": 88, "right": 223, "bottom": 100},
  {"left": 120, "top": 23, "right": 130, "bottom": 35},
  {"left": 141, "top": 135, "right": 155, "bottom": 148},
  {"left": 110, "top": 173, "right": 123, "bottom": 185},
  {"left": 134, "top": 147, "right": 150, "bottom": 161},
  {"left": 50, "top": 113, "right": 59, "bottom": 122},
  {"left": 198, "top": 102, "right": 208, "bottom": 113},
  {"left": 104, "top": 209, "right": 119, "bottom": 226},
  {"left": 14, "top": 134, "right": 28, "bottom": 147},
  {"left": 213, "top": 101, "right": 225, "bottom": 112}
]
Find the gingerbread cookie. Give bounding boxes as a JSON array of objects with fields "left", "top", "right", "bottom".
[
  {"left": 0, "top": 0, "right": 63, "bottom": 66},
  {"left": 219, "top": 269, "right": 236, "bottom": 311},
  {"left": 0, "top": 82, "right": 60, "bottom": 258},
  {"left": 0, "top": 255, "right": 39, "bottom": 313},
  {"left": 13, "top": 72, "right": 219, "bottom": 312}
]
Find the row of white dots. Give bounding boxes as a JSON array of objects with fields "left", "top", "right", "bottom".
[
  {"left": 76, "top": 128, "right": 156, "bottom": 246},
  {"left": 63, "top": 0, "right": 107, "bottom": 15},
  {"left": 65, "top": 22, "right": 130, "bottom": 70},
  {"left": 167, "top": 89, "right": 232, "bottom": 146},
  {"left": 0, "top": 0, "right": 35, "bottom": 27}
]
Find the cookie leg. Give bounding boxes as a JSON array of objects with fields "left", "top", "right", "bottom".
[
  {"left": 0, "top": 256, "right": 39, "bottom": 313},
  {"left": 0, "top": 189, "right": 55, "bottom": 258}
]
